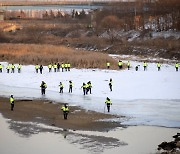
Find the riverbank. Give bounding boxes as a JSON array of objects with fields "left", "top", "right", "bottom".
[{"left": 0, "top": 97, "right": 122, "bottom": 131}]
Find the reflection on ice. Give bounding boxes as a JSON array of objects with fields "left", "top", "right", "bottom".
[{"left": 0, "top": 114, "right": 124, "bottom": 154}]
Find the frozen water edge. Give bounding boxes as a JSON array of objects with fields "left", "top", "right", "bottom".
[
  {"left": 0, "top": 85, "right": 179, "bottom": 128},
  {"left": 0, "top": 61, "right": 180, "bottom": 128}
]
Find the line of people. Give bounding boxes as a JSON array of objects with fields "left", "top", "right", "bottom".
[
  {"left": 0, "top": 63, "right": 22, "bottom": 73},
  {"left": 35, "top": 62, "right": 71, "bottom": 74},
  {"left": 106, "top": 61, "right": 179, "bottom": 71}
]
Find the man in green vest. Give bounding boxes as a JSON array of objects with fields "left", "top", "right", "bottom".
[
  {"left": 10, "top": 95, "right": 15, "bottom": 111},
  {"left": 11, "top": 64, "right": 15, "bottom": 73},
  {"left": 48, "top": 63, "right": 52, "bottom": 72},
  {"left": 17, "top": 64, "right": 22, "bottom": 73},
  {"left": 35, "top": 64, "right": 39, "bottom": 73},
  {"left": 143, "top": 62, "right": 148, "bottom": 71},
  {"left": 127, "top": 61, "right": 130, "bottom": 70},
  {"left": 106, "top": 62, "right": 110, "bottom": 69},
  {"left": 59, "top": 82, "right": 64, "bottom": 93},
  {"left": 6, "top": 64, "right": 10, "bottom": 73},
  {"left": 61, "top": 104, "right": 69, "bottom": 120},
  {"left": 40, "top": 81, "right": 47, "bottom": 95},
  {"left": 118, "top": 60, "right": 123, "bottom": 69},
  {"left": 157, "top": 62, "right": 161, "bottom": 71},
  {"left": 105, "top": 97, "right": 112, "bottom": 112},
  {"left": 67, "top": 63, "right": 71, "bottom": 71},
  {"left": 81, "top": 83, "right": 87, "bottom": 95},
  {"left": 175, "top": 63, "right": 179, "bottom": 72},
  {"left": 0, "top": 63, "right": 3, "bottom": 73},
  {"left": 54, "top": 63, "right": 57, "bottom": 72}
]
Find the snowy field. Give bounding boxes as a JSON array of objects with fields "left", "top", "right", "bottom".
[{"left": 0, "top": 60, "right": 180, "bottom": 128}]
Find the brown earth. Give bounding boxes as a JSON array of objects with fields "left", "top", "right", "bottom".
[{"left": 0, "top": 97, "right": 123, "bottom": 131}]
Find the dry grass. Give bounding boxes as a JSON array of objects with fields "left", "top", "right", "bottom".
[{"left": 0, "top": 43, "right": 118, "bottom": 69}]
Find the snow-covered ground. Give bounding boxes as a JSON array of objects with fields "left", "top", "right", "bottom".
[{"left": 0, "top": 60, "right": 180, "bottom": 128}]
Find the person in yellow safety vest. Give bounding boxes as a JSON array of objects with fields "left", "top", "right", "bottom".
[
  {"left": 69, "top": 80, "right": 73, "bottom": 93},
  {"left": 86, "top": 81, "right": 92, "bottom": 94},
  {"left": 17, "top": 64, "right": 22, "bottom": 73},
  {"left": 0, "top": 63, "right": 3, "bottom": 73},
  {"left": 118, "top": 60, "right": 123, "bottom": 69},
  {"left": 53, "top": 63, "right": 57, "bottom": 72},
  {"left": 11, "top": 64, "right": 15, "bottom": 73},
  {"left": 65, "top": 63, "right": 68, "bottom": 71},
  {"left": 106, "top": 62, "right": 110, "bottom": 69},
  {"left": 157, "top": 62, "right": 161, "bottom": 71},
  {"left": 67, "top": 63, "right": 71, "bottom": 71},
  {"left": 10, "top": 95, "right": 15, "bottom": 111},
  {"left": 109, "top": 78, "right": 113, "bottom": 91},
  {"left": 143, "top": 62, "right": 148, "bottom": 71},
  {"left": 61, "top": 63, "right": 65, "bottom": 72},
  {"left": 61, "top": 103, "right": 69, "bottom": 120},
  {"left": 35, "top": 64, "right": 39, "bottom": 73},
  {"left": 127, "top": 61, "right": 130, "bottom": 70},
  {"left": 81, "top": 83, "right": 88, "bottom": 95},
  {"left": 40, "top": 81, "right": 47, "bottom": 95},
  {"left": 48, "top": 63, "right": 52, "bottom": 72},
  {"left": 59, "top": 82, "right": 64, "bottom": 93},
  {"left": 105, "top": 97, "right": 112, "bottom": 112},
  {"left": 175, "top": 63, "right": 179, "bottom": 72},
  {"left": 6, "top": 64, "right": 11, "bottom": 73}
]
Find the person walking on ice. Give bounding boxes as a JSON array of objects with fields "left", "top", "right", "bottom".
[
  {"left": 10, "top": 95, "right": 15, "bottom": 111},
  {"left": 81, "top": 83, "right": 87, "bottom": 95},
  {"left": 0, "top": 63, "right": 3, "bottom": 73},
  {"left": 40, "top": 81, "right": 47, "bottom": 95},
  {"left": 17, "top": 64, "right": 22, "bottom": 73},
  {"left": 127, "top": 61, "right": 130, "bottom": 70},
  {"left": 61, "top": 104, "right": 69, "bottom": 120},
  {"left": 175, "top": 63, "right": 179, "bottom": 72},
  {"left": 59, "top": 82, "right": 64, "bottom": 93},
  {"left": 35, "top": 64, "right": 39, "bottom": 73},
  {"left": 143, "top": 62, "right": 148, "bottom": 71},
  {"left": 157, "top": 62, "right": 161, "bottom": 71},
  {"left": 106, "top": 62, "right": 110, "bottom": 69},
  {"left": 109, "top": 78, "right": 113, "bottom": 91},
  {"left": 105, "top": 97, "right": 112, "bottom": 113},
  {"left": 69, "top": 81, "right": 73, "bottom": 93}
]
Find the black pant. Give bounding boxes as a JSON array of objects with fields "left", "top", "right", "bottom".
[
  {"left": 63, "top": 111, "right": 68, "bottom": 119},
  {"left": 69, "top": 87, "right": 72, "bottom": 93},
  {"left": 41, "top": 88, "right": 46, "bottom": 95},
  {"left": 60, "top": 88, "right": 63, "bottom": 93},
  {"left": 158, "top": 67, "right": 160, "bottom": 71},
  {"left": 107, "top": 104, "right": 110, "bottom": 112},
  {"left": 109, "top": 85, "right": 112, "bottom": 91},
  {"left": 128, "top": 66, "right": 130, "bottom": 70},
  {"left": 176, "top": 67, "right": 178, "bottom": 71},
  {"left": 36, "top": 69, "right": 38, "bottom": 73},
  {"left": 54, "top": 68, "right": 56, "bottom": 72},
  {"left": 119, "top": 65, "right": 122, "bottom": 69},
  {"left": 7, "top": 69, "right": 10, "bottom": 73},
  {"left": 0, "top": 69, "right": 2, "bottom": 73},
  {"left": 12, "top": 68, "right": 14, "bottom": 73},
  {"left": 11, "top": 103, "right": 14, "bottom": 111},
  {"left": 83, "top": 88, "right": 86, "bottom": 95},
  {"left": 144, "top": 66, "right": 146, "bottom": 71},
  {"left": 40, "top": 69, "right": 43, "bottom": 74},
  {"left": 68, "top": 67, "right": 70, "bottom": 71},
  {"left": 49, "top": 68, "right": 51, "bottom": 72},
  {"left": 18, "top": 69, "right": 21, "bottom": 73}
]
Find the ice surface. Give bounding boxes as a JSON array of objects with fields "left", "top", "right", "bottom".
[{"left": 0, "top": 61, "right": 180, "bottom": 127}]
